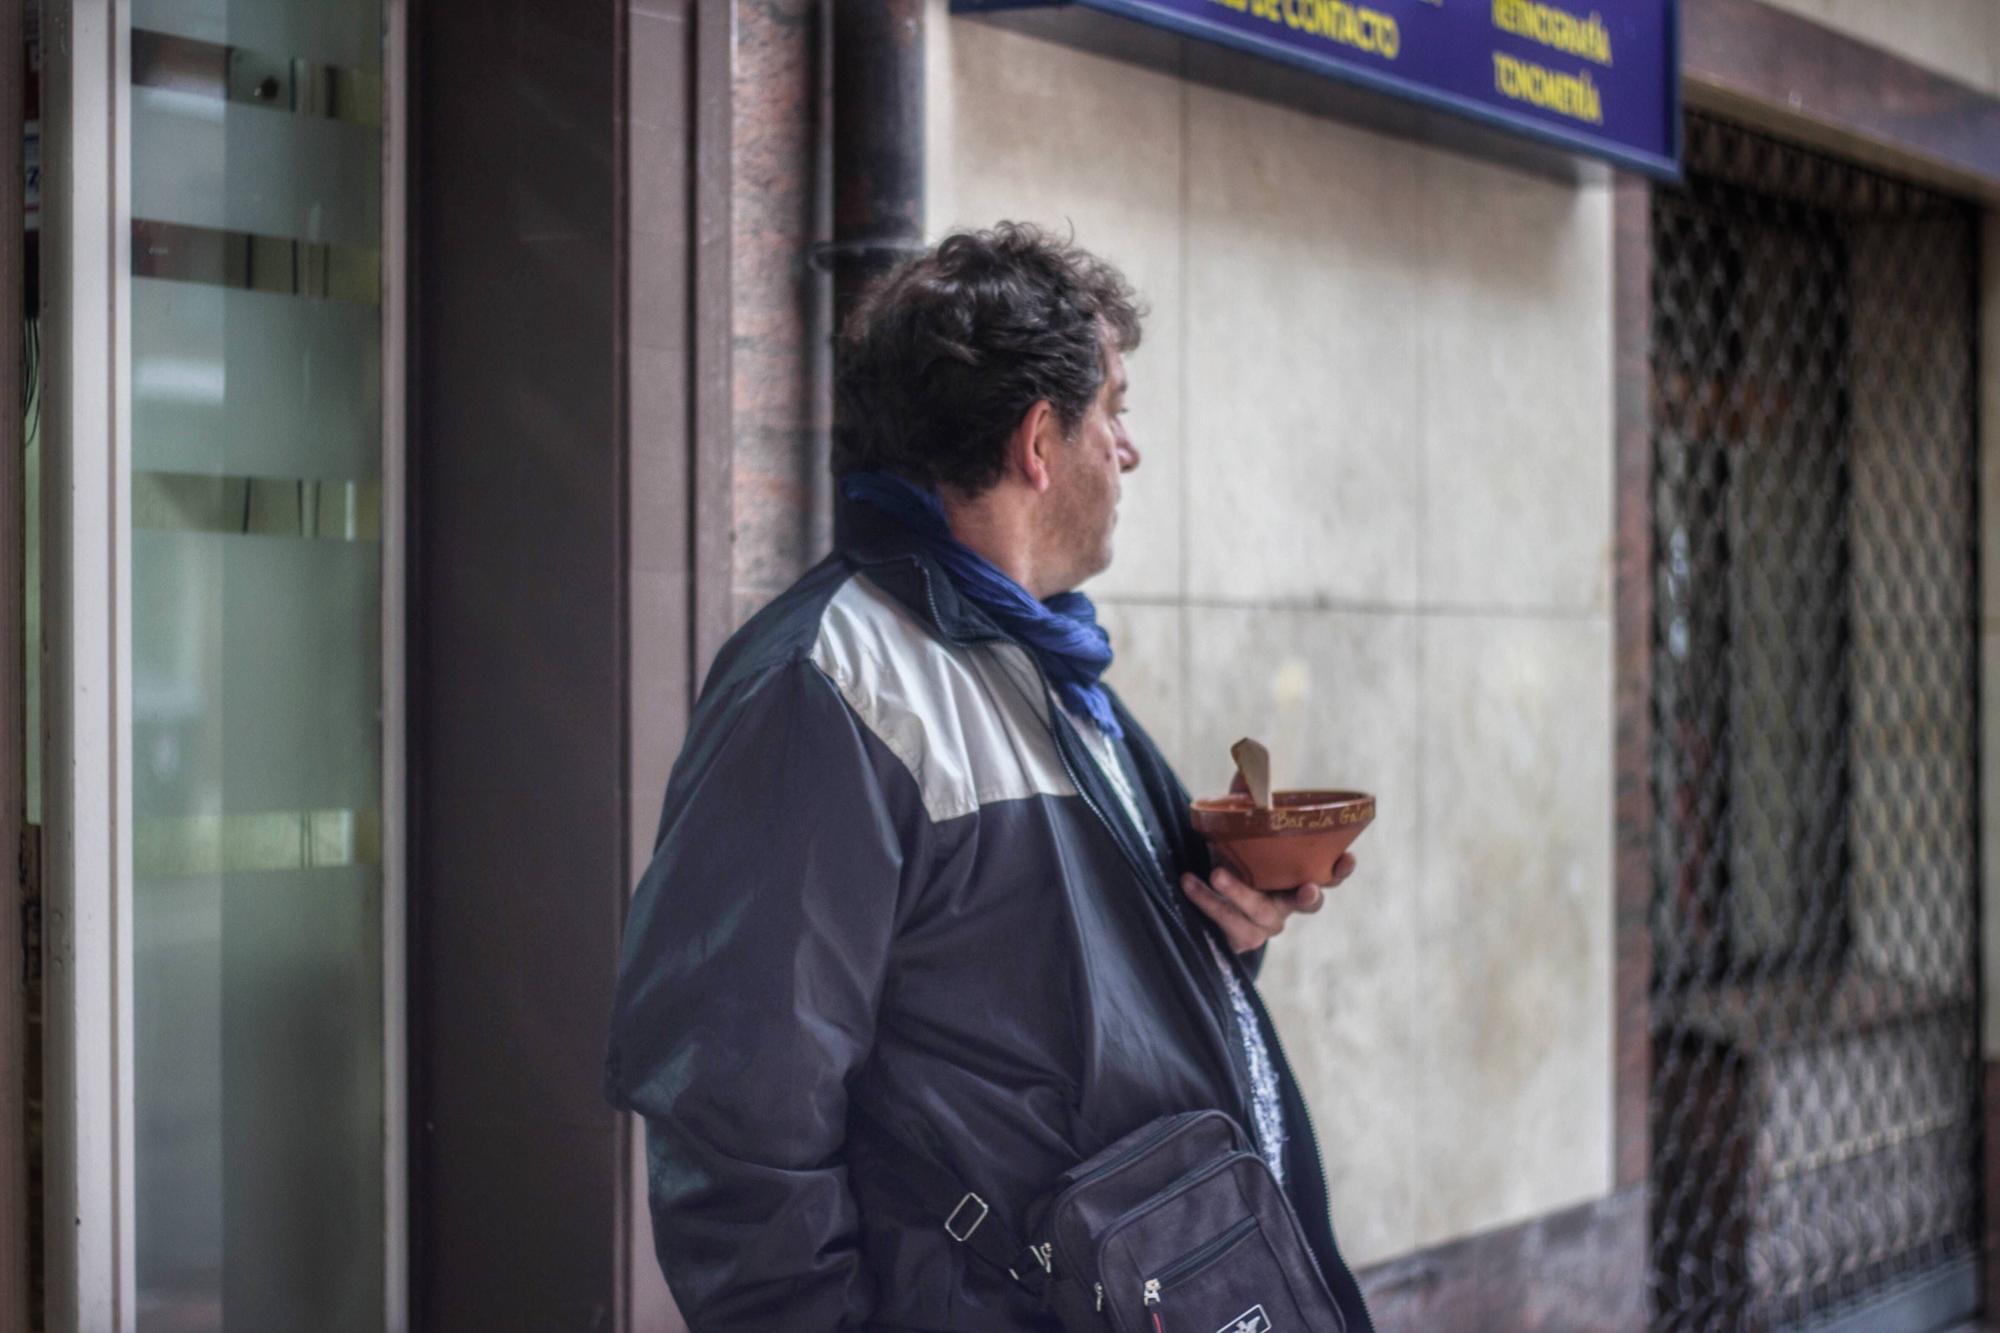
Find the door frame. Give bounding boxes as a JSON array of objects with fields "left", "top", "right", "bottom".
[{"left": 38, "top": 0, "right": 135, "bottom": 1324}]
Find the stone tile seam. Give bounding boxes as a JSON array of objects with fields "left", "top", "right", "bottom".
[
  {"left": 1414, "top": 148, "right": 1430, "bottom": 619},
  {"left": 1177, "top": 68, "right": 1193, "bottom": 764},
  {"left": 1093, "top": 594, "right": 1611, "bottom": 623},
  {"left": 1410, "top": 146, "right": 1432, "bottom": 1250}
]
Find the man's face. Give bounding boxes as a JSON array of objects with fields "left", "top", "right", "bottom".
[{"left": 1041, "top": 339, "right": 1140, "bottom": 594}]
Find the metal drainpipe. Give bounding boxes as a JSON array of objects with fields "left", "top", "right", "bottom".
[{"left": 822, "top": 0, "right": 926, "bottom": 477}]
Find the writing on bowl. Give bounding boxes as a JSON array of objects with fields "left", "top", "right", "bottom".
[{"left": 1268, "top": 805, "right": 1372, "bottom": 832}]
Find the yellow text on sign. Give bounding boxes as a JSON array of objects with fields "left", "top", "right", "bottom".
[
  {"left": 1206, "top": 0, "right": 1402, "bottom": 60},
  {"left": 1493, "top": 50, "right": 1604, "bottom": 123},
  {"left": 1491, "top": 0, "right": 1613, "bottom": 65}
]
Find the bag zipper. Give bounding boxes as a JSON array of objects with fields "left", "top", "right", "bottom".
[
  {"left": 1092, "top": 1152, "right": 1256, "bottom": 1333},
  {"left": 1056, "top": 1114, "right": 1186, "bottom": 1197},
  {"left": 1152, "top": 1215, "right": 1257, "bottom": 1293},
  {"left": 1095, "top": 1150, "right": 1254, "bottom": 1251}
]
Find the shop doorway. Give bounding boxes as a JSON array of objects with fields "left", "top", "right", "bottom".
[{"left": 1648, "top": 115, "right": 1983, "bottom": 1331}]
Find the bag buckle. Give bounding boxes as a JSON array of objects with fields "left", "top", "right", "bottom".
[{"left": 944, "top": 1192, "right": 989, "bottom": 1242}]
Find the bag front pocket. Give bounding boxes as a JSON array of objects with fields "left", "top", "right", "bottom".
[
  {"left": 1140, "top": 1216, "right": 1296, "bottom": 1333},
  {"left": 1043, "top": 1110, "right": 1247, "bottom": 1275},
  {"left": 1097, "top": 1154, "right": 1344, "bottom": 1333},
  {"left": 1152, "top": 1216, "right": 1256, "bottom": 1298}
]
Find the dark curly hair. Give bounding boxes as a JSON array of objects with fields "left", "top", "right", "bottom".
[{"left": 834, "top": 223, "right": 1145, "bottom": 493}]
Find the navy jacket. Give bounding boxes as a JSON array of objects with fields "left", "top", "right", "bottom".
[{"left": 606, "top": 499, "right": 1373, "bottom": 1331}]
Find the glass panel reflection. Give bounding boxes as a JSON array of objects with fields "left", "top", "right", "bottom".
[{"left": 128, "top": 1, "right": 384, "bottom": 1327}]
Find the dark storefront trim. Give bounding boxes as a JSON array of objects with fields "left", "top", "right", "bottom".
[
  {"left": 1681, "top": 0, "right": 2000, "bottom": 203},
  {"left": 407, "top": 0, "right": 632, "bottom": 1325},
  {"left": 406, "top": 0, "right": 824, "bottom": 1325}
]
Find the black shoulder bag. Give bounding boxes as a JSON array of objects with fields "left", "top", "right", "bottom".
[{"left": 896, "top": 1109, "right": 1347, "bottom": 1332}]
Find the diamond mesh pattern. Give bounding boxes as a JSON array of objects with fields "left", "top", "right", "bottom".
[{"left": 1648, "top": 116, "right": 1982, "bottom": 1331}]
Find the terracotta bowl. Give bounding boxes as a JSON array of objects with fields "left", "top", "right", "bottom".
[{"left": 1188, "top": 790, "right": 1376, "bottom": 891}]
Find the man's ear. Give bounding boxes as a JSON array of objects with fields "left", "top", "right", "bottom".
[{"left": 1009, "top": 400, "right": 1060, "bottom": 494}]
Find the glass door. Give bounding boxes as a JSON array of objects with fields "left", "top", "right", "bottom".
[
  {"left": 128, "top": 6, "right": 385, "bottom": 1326},
  {"left": 39, "top": 0, "right": 403, "bottom": 1327}
]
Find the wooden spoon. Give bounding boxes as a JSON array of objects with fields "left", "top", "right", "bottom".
[{"left": 1230, "top": 737, "right": 1274, "bottom": 812}]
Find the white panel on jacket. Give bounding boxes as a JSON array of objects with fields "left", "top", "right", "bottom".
[{"left": 810, "top": 575, "right": 1078, "bottom": 823}]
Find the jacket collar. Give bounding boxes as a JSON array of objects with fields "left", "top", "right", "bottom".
[{"left": 833, "top": 489, "right": 1012, "bottom": 647}]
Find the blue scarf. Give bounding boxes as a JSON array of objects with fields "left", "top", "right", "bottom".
[{"left": 842, "top": 471, "right": 1122, "bottom": 739}]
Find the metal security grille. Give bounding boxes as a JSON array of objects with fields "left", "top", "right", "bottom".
[{"left": 1648, "top": 116, "right": 1982, "bottom": 1332}]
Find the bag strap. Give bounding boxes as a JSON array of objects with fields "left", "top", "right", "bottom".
[{"left": 880, "top": 1139, "right": 1054, "bottom": 1297}]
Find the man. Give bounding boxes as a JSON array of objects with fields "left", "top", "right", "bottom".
[{"left": 606, "top": 224, "right": 1373, "bottom": 1331}]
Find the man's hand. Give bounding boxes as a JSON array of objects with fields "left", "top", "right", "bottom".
[{"left": 1180, "top": 856, "right": 1356, "bottom": 954}]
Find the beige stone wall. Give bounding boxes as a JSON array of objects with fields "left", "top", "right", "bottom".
[
  {"left": 928, "top": 9, "right": 1615, "bottom": 1266},
  {"left": 1757, "top": 0, "right": 2000, "bottom": 95}
]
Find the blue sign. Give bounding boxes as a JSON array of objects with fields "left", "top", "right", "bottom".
[{"left": 955, "top": 0, "right": 1681, "bottom": 179}]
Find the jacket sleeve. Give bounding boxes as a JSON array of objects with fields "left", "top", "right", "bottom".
[{"left": 605, "top": 659, "right": 913, "bottom": 1331}]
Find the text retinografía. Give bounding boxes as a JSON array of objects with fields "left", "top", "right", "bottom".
[{"left": 1491, "top": 0, "right": 1613, "bottom": 66}]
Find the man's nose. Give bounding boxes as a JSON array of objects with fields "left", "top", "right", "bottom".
[{"left": 1117, "top": 431, "right": 1141, "bottom": 474}]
